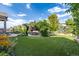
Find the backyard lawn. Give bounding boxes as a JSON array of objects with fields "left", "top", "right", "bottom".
[{"left": 11, "top": 35, "right": 79, "bottom": 56}]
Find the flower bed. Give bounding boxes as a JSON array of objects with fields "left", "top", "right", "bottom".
[
  {"left": 0, "top": 34, "right": 11, "bottom": 47},
  {"left": 0, "top": 34, "right": 16, "bottom": 56}
]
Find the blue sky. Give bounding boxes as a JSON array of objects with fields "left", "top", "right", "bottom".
[{"left": 0, "top": 3, "right": 71, "bottom": 28}]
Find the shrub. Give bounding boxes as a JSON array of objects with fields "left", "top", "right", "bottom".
[
  {"left": 40, "top": 27, "right": 49, "bottom": 37},
  {"left": 0, "top": 34, "right": 9, "bottom": 40},
  {"left": 0, "top": 35, "right": 11, "bottom": 47}
]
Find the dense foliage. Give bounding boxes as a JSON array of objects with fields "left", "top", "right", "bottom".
[
  {"left": 36, "top": 20, "right": 49, "bottom": 36},
  {"left": 65, "top": 18, "right": 76, "bottom": 34},
  {"left": 66, "top": 3, "right": 79, "bottom": 35},
  {"left": 48, "top": 14, "right": 59, "bottom": 31}
]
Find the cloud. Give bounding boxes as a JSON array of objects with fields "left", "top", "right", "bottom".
[
  {"left": 48, "top": 6, "right": 67, "bottom": 13},
  {"left": 4, "top": 18, "right": 27, "bottom": 28},
  {"left": 29, "top": 20, "right": 35, "bottom": 22},
  {"left": 26, "top": 3, "right": 31, "bottom": 9},
  {"left": 57, "top": 13, "right": 71, "bottom": 18},
  {"left": 38, "top": 17, "right": 46, "bottom": 20},
  {"left": 48, "top": 6, "right": 71, "bottom": 23},
  {"left": 17, "top": 13, "right": 27, "bottom": 17},
  {"left": 59, "top": 18, "right": 68, "bottom": 23},
  {"left": 1, "top": 3, "right": 12, "bottom": 6},
  {"left": 58, "top": 13, "right": 72, "bottom": 23},
  {"left": 0, "top": 21, "right": 4, "bottom": 28},
  {"left": 39, "top": 17, "right": 42, "bottom": 20}
]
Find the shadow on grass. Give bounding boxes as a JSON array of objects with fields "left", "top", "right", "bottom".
[{"left": 14, "top": 36, "right": 79, "bottom": 56}]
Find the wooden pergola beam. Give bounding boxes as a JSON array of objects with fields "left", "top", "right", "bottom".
[{"left": 0, "top": 15, "right": 7, "bottom": 21}]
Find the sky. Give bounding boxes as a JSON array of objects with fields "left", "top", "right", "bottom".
[{"left": 0, "top": 3, "right": 71, "bottom": 28}]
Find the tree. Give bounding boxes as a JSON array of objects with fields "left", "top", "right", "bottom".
[
  {"left": 65, "top": 18, "right": 76, "bottom": 34},
  {"left": 29, "top": 21, "right": 38, "bottom": 31},
  {"left": 36, "top": 20, "right": 49, "bottom": 36},
  {"left": 66, "top": 3, "right": 79, "bottom": 40},
  {"left": 48, "top": 14, "right": 59, "bottom": 31},
  {"left": 23, "top": 24, "right": 29, "bottom": 36},
  {"left": 66, "top": 19, "right": 74, "bottom": 26}
]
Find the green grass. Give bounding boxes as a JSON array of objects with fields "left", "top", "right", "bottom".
[{"left": 13, "top": 36, "right": 79, "bottom": 56}]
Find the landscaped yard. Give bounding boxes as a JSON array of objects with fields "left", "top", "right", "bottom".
[{"left": 12, "top": 35, "right": 79, "bottom": 56}]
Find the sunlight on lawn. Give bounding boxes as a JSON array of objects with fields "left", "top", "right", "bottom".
[
  {"left": 14, "top": 35, "right": 79, "bottom": 56},
  {"left": 51, "top": 33, "right": 75, "bottom": 41}
]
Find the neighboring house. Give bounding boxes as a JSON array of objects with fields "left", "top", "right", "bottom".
[
  {"left": 0, "top": 28, "right": 4, "bottom": 32},
  {"left": 60, "top": 23, "right": 66, "bottom": 27},
  {"left": 28, "top": 25, "right": 40, "bottom": 36},
  {"left": 0, "top": 28, "right": 5, "bottom": 34},
  {"left": 58, "top": 23, "right": 67, "bottom": 33}
]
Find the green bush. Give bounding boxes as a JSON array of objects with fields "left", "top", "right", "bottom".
[{"left": 40, "top": 27, "right": 49, "bottom": 37}]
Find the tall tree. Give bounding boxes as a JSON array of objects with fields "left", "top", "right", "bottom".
[
  {"left": 65, "top": 18, "right": 76, "bottom": 34},
  {"left": 48, "top": 14, "right": 59, "bottom": 31},
  {"left": 36, "top": 20, "right": 49, "bottom": 36},
  {"left": 66, "top": 3, "right": 79, "bottom": 40},
  {"left": 36, "top": 20, "right": 49, "bottom": 31}
]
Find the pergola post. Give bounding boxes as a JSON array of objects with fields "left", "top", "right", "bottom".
[
  {"left": 4, "top": 17, "right": 7, "bottom": 34},
  {"left": 0, "top": 12, "right": 8, "bottom": 34}
]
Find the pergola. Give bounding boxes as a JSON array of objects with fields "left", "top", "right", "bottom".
[{"left": 0, "top": 12, "right": 8, "bottom": 34}]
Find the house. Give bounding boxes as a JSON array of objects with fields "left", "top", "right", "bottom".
[{"left": 0, "top": 28, "right": 4, "bottom": 34}]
